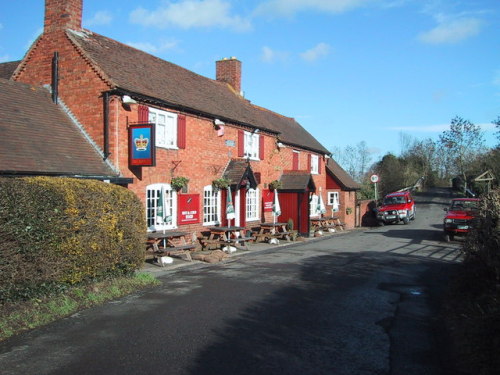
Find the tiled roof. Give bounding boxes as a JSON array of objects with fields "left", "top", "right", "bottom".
[
  {"left": 280, "top": 171, "right": 316, "bottom": 192},
  {"left": 0, "top": 78, "right": 118, "bottom": 177},
  {"left": 222, "top": 159, "right": 257, "bottom": 189},
  {"left": 0, "top": 60, "right": 21, "bottom": 79},
  {"left": 326, "top": 158, "right": 361, "bottom": 190},
  {"left": 67, "top": 30, "right": 329, "bottom": 154}
]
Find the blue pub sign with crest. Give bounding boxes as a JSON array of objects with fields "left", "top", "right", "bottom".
[{"left": 129, "top": 123, "right": 155, "bottom": 167}]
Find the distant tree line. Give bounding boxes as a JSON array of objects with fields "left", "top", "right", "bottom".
[{"left": 332, "top": 116, "right": 500, "bottom": 199}]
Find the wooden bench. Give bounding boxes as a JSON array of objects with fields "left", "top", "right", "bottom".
[
  {"left": 319, "top": 224, "right": 336, "bottom": 231},
  {"left": 271, "top": 231, "right": 291, "bottom": 241},
  {"left": 200, "top": 239, "right": 223, "bottom": 250},
  {"left": 335, "top": 222, "right": 346, "bottom": 231},
  {"left": 168, "top": 244, "right": 196, "bottom": 251},
  {"left": 253, "top": 232, "right": 270, "bottom": 242},
  {"left": 228, "top": 236, "right": 255, "bottom": 250}
]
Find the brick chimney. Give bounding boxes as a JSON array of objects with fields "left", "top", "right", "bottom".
[
  {"left": 44, "top": 0, "right": 83, "bottom": 34},
  {"left": 216, "top": 57, "right": 242, "bottom": 95}
]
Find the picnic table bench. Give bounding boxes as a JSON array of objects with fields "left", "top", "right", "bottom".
[
  {"left": 201, "top": 226, "right": 254, "bottom": 251},
  {"left": 256, "top": 222, "right": 291, "bottom": 242},
  {"left": 147, "top": 231, "right": 196, "bottom": 261}
]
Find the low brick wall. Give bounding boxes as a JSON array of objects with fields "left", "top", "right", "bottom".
[{"left": 356, "top": 199, "right": 378, "bottom": 227}]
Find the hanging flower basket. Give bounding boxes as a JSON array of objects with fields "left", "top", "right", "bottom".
[
  {"left": 171, "top": 176, "right": 189, "bottom": 191},
  {"left": 212, "top": 178, "right": 231, "bottom": 191},
  {"left": 268, "top": 180, "right": 282, "bottom": 191}
]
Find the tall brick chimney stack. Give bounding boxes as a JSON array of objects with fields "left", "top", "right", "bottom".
[
  {"left": 216, "top": 57, "right": 242, "bottom": 95},
  {"left": 44, "top": 0, "right": 83, "bottom": 34}
]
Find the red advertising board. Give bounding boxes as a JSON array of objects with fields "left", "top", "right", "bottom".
[
  {"left": 178, "top": 194, "right": 200, "bottom": 224},
  {"left": 263, "top": 189, "right": 274, "bottom": 212}
]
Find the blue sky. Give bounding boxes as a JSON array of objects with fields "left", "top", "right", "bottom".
[{"left": 1, "top": 0, "right": 499, "bottom": 161}]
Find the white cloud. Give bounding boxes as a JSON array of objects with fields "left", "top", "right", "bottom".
[
  {"left": 126, "top": 40, "right": 179, "bottom": 55},
  {"left": 0, "top": 55, "right": 10, "bottom": 63},
  {"left": 260, "top": 46, "right": 289, "bottom": 63},
  {"left": 417, "top": 17, "right": 482, "bottom": 44},
  {"left": 85, "top": 11, "right": 113, "bottom": 27},
  {"left": 255, "top": 0, "right": 373, "bottom": 17},
  {"left": 300, "top": 42, "right": 331, "bottom": 62},
  {"left": 130, "top": 0, "right": 251, "bottom": 32}
]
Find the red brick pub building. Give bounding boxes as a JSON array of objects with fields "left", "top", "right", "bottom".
[{"left": 3, "top": 0, "right": 360, "bottom": 237}]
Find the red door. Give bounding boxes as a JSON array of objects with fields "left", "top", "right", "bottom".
[{"left": 279, "top": 192, "right": 310, "bottom": 236}]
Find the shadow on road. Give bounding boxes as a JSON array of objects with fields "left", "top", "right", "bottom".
[
  {"left": 363, "top": 228, "right": 463, "bottom": 262},
  {"left": 186, "top": 251, "right": 458, "bottom": 375}
]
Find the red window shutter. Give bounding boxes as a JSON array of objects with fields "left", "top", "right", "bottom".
[
  {"left": 308, "top": 154, "right": 312, "bottom": 172},
  {"left": 318, "top": 157, "right": 322, "bottom": 174},
  {"left": 177, "top": 114, "right": 186, "bottom": 149},
  {"left": 238, "top": 130, "right": 244, "bottom": 157},
  {"left": 259, "top": 135, "right": 264, "bottom": 160},
  {"left": 292, "top": 152, "right": 299, "bottom": 170},
  {"left": 138, "top": 105, "right": 149, "bottom": 122}
]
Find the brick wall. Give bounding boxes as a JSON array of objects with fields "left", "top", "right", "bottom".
[{"left": 15, "top": 30, "right": 109, "bottom": 154}]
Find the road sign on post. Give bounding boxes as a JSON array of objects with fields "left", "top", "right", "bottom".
[{"left": 370, "top": 175, "right": 379, "bottom": 201}]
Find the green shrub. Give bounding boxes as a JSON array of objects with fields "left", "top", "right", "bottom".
[{"left": 0, "top": 177, "right": 146, "bottom": 303}]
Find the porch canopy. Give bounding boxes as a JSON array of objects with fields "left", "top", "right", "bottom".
[
  {"left": 278, "top": 171, "right": 316, "bottom": 193},
  {"left": 222, "top": 159, "right": 258, "bottom": 190}
]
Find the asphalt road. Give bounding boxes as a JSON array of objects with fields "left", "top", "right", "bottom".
[{"left": 0, "top": 188, "right": 461, "bottom": 375}]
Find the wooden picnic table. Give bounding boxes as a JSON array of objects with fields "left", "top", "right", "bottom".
[
  {"left": 256, "top": 222, "right": 291, "bottom": 242},
  {"left": 202, "top": 226, "right": 254, "bottom": 250},
  {"left": 147, "top": 230, "right": 196, "bottom": 260},
  {"left": 324, "top": 216, "right": 346, "bottom": 231},
  {"left": 311, "top": 216, "right": 345, "bottom": 233}
]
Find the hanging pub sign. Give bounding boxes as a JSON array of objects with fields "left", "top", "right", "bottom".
[
  {"left": 178, "top": 194, "right": 200, "bottom": 224},
  {"left": 263, "top": 189, "right": 274, "bottom": 212},
  {"left": 129, "top": 123, "right": 155, "bottom": 167}
]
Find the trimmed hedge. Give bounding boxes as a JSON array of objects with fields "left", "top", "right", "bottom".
[{"left": 0, "top": 177, "right": 146, "bottom": 303}]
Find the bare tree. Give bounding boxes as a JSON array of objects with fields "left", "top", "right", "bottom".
[
  {"left": 357, "top": 141, "right": 372, "bottom": 180},
  {"left": 330, "top": 142, "right": 372, "bottom": 182},
  {"left": 439, "top": 116, "right": 485, "bottom": 194}
]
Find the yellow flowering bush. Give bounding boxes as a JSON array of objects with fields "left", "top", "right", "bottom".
[{"left": 0, "top": 177, "right": 146, "bottom": 303}]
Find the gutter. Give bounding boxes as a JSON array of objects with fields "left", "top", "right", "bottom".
[{"left": 108, "top": 88, "right": 280, "bottom": 136}]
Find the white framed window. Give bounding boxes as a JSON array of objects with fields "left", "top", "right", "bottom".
[
  {"left": 246, "top": 188, "right": 260, "bottom": 221},
  {"left": 310, "top": 154, "right": 319, "bottom": 174},
  {"left": 310, "top": 194, "right": 320, "bottom": 217},
  {"left": 244, "top": 131, "right": 260, "bottom": 160},
  {"left": 203, "top": 185, "right": 221, "bottom": 226},
  {"left": 149, "top": 108, "right": 177, "bottom": 149},
  {"left": 328, "top": 192, "right": 340, "bottom": 211},
  {"left": 146, "top": 183, "right": 177, "bottom": 231}
]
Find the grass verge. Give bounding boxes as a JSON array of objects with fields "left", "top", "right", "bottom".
[{"left": 0, "top": 272, "right": 160, "bottom": 342}]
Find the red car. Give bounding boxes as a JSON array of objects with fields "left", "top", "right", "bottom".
[
  {"left": 443, "top": 198, "right": 480, "bottom": 242},
  {"left": 376, "top": 191, "right": 416, "bottom": 225}
]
